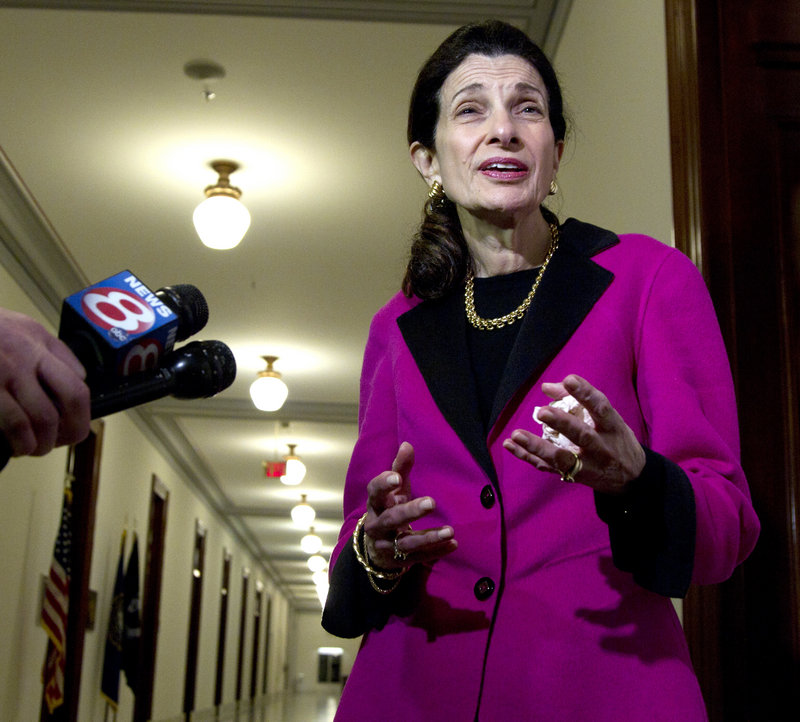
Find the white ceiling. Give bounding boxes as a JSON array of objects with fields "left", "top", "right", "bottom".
[{"left": 0, "top": 0, "right": 570, "bottom": 610}]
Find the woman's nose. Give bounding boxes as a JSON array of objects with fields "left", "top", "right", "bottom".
[{"left": 487, "top": 109, "right": 519, "bottom": 146}]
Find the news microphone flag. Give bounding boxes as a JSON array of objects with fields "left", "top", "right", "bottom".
[
  {"left": 59, "top": 270, "right": 180, "bottom": 386},
  {"left": 101, "top": 530, "right": 126, "bottom": 709},
  {"left": 41, "top": 487, "right": 72, "bottom": 714}
]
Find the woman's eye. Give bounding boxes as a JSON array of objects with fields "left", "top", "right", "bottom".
[{"left": 520, "top": 103, "right": 543, "bottom": 115}]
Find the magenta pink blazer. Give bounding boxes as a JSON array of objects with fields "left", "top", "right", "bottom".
[{"left": 324, "top": 219, "right": 759, "bottom": 721}]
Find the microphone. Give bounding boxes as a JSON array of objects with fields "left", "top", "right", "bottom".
[
  {"left": 90, "top": 340, "right": 237, "bottom": 418},
  {"left": 58, "top": 271, "right": 209, "bottom": 387},
  {"left": 0, "top": 340, "right": 236, "bottom": 469},
  {"left": 0, "top": 275, "right": 216, "bottom": 470},
  {"left": 153, "top": 283, "right": 209, "bottom": 342}
]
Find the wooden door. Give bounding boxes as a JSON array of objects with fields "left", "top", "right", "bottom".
[
  {"left": 665, "top": 1, "right": 800, "bottom": 718},
  {"left": 133, "top": 475, "right": 169, "bottom": 722}
]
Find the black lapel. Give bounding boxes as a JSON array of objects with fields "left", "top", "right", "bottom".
[
  {"left": 397, "top": 218, "right": 619, "bottom": 478},
  {"left": 488, "top": 219, "right": 619, "bottom": 431},
  {"left": 396, "top": 291, "right": 496, "bottom": 479}
]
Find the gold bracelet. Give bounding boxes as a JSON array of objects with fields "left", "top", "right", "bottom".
[
  {"left": 352, "top": 513, "right": 405, "bottom": 578},
  {"left": 365, "top": 568, "right": 402, "bottom": 595},
  {"left": 352, "top": 513, "right": 406, "bottom": 594}
]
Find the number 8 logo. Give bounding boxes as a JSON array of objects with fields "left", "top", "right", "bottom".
[{"left": 82, "top": 288, "right": 155, "bottom": 334}]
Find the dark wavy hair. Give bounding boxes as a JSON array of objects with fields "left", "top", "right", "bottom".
[{"left": 402, "top": 20, "right": 567, "bottom": 299}]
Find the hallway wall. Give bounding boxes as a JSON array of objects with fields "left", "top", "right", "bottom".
[{"left": 555, "top": 0, "right": 673, "bottom": 246}]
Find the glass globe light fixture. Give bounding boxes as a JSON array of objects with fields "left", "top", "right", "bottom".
[
  {"left": 280, "top": 443, "right": 306, "bottom": 485},
  {"left": 250, "top": 356, "right": 288, "bottom": 412},
  {"left": 193, "top": 160, "right": 251, "bottom": 249},
  {"left": 307, "top": 554, "right": 327, "bottom": 573},
  {"left": 300, "top": 527, "right": 323, "bottom": 555},
  {"left": 314, "top": 574, "right": 329, "bottom": 607},
  {"left": 291, "top": 494, "right": 316, "bottom": 527}
]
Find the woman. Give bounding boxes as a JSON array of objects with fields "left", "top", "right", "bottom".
[{"left": 322, "top": 20, "right": 759, "bottom": 721}]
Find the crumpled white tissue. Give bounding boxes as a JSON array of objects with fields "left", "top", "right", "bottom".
[{"left": 533, "top": 395, "right": 595, "bottom": 453}]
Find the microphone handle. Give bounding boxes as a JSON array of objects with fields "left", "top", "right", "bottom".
[
  {"left": 90, "top": 368, "right": 175, "bottom": 419},
  {"left": 0, "top": 370, "right": 174, "bottom": 471},
  {"left": 0, "top": 339, "right": 235, "bottom": 471}
]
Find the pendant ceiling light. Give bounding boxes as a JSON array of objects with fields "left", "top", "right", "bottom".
[
  {"left": 281, "top": 443, "right": 306, "bottom": 486},
  {"left": 291, "top": 494, "right": 315, "bottom": 527},
  {"left": 193, "top": 159, "right": 251, "bottom": 249},
  {"left": 307, "top": 554, "right": 327, "bottom": 573},
  {"left": 250, "top": 356, "right": 288, "bottom": 412},
  {"left": 300, "top": 527, "right": 323, "bottom": 555},
  {"left": 314, "top": 571, "right": 329, "bottom": 607}
]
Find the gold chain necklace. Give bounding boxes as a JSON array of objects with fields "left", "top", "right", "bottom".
[{"left": 464, "top": 220, "right": 559, "bottom": 331}]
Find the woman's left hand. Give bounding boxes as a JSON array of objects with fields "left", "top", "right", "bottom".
[{"left": 502, "top": 374, "right": 646, "bottom": 495}]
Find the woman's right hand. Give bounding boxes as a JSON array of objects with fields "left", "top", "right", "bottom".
[{"left": 363, "top": 441, "right": 458, "bottom": 569}]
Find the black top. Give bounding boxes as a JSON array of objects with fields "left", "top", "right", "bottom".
[{"left": 466, "top": 268, "right": 539, "bottom": 431}]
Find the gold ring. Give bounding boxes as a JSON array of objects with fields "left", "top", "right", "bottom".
[
  {"left": 393, "top": 537, "right": 408, "bottom": 562},
  {"left": 560, "top": 452, "right": 583, "bottom": 483}
]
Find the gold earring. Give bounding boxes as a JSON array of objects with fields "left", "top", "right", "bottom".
[
  {"left": 427, "top": 180, "right": 447, "bottom": 210},
  {"left": 549, "top": 179, "right": 559, "bottom": 195}
]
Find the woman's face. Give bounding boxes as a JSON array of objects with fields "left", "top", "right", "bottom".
[{"left": 412, "top": 53, "right": 563, "bottom": 225}]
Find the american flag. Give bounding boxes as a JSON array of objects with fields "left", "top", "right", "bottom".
[{"left": 41, "top": 488, "right": 72, "bottom": 713}]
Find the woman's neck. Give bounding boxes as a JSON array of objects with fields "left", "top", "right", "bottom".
[{"left": 459, "top": 207, "right": 553, "bottom": 278}]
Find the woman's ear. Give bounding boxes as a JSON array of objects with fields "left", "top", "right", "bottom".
[
  {"left": 553, "top": 140, "right": 565, "bottom": 174},
  {"left": 410, "top": 141, "right": 440, "bottom": 186}
]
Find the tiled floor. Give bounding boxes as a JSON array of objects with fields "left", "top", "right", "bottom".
[
  {"left": 162, "top": 692, "right": 341, "bottom": 722},
  {"left": 250, "top": 692, "right": 340, "bottom": 722}
]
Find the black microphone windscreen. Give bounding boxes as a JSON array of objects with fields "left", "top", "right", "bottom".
[
  {"left": 207, "top": 340, "right": 237, "bottom": 393},
  {"left": 89, "top": 339, "right": 236, "bottom": 418},
  {"left": 155, "top": 284, "right": 209, "bottom": 341},
  {"left": 170, "top": 340, "right": 237, "bottom": 399}
]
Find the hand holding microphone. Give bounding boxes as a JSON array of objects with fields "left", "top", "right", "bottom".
[{"left": 0, "top": 271, "right": 236, "bottom": 470}]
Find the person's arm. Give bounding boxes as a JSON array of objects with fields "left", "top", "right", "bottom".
[
  {"left": 324, "top": 527, "right": 425, "bottom": 638},
  {"left": 504, "top": 248, "right": 759, "bottom": 597},
  {"left": 593, "top": 447, "right": 695, "bottom": 597},
  {"left": 322, "top": 309, "right": 405, "bottom": 636},
  {"left": 506, "top": 374, "right": 697, "bottom": 597},
  {"left": 0, "top": 308, "right": 90, "bottom": 463},
  {"left": 599, "top": 248, "right": 759, "bottom": 595},
  {"left": 322, "top": 307, "right": 456, "bottom": 637}
]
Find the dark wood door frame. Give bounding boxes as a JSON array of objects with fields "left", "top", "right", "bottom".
[
  {"left": 133, "top": 475, "right": 169, "bottom": 722},
  {"left": 261, "top": 595, "right": 271, "bottom": 696},
  {"left": 214, "top": 550, "right": 232, "bottom": 707},
  {"left": 249, "top": 582, "right": 263, "bottom": 700},
  {"left": 665, "top": 1, "right": 800, "bottom": 718},
  {"left": 182, "top": 519, "right": 206, "bottom": 717},
  {"left": 235, "top": 569, "right": 249, "bottom": 703}
]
